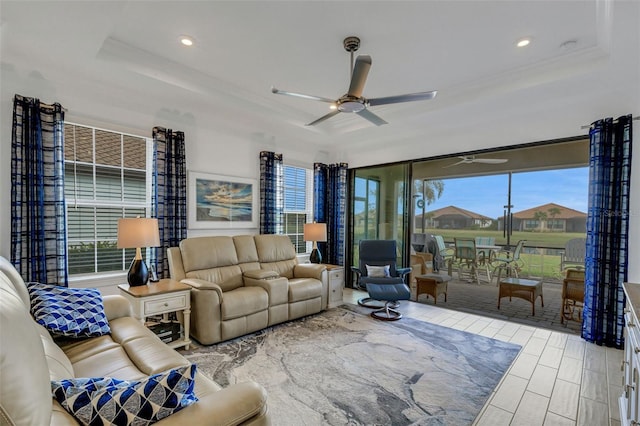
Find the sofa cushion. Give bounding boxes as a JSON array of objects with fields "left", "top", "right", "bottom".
[
  {"left": 51, "top": 364, "right": 198, "bottom": 426},
  {"left": 288, "top": 279, "right": 323, "bottom": 303},
  {"left": 0, "top": 256, "right": 31, "bottom": 308},
  {"left": 186, "top": 264, "right": 245, "bottom": 292},
  {"left": 233, "top": 235, "right": 260, "bottom": 263},
  {"left": 254, "top": 234, "right": 296, "bottom": 263},
  {"left": 28, "top": 283, "right": 111, "bottom": 338},
  {"left": 180, "top": 236, "right": 238, "bottom": 272},
  {"left": 40, "top": 330, "right": 75, "bottom": 380},
  {"left": 221, "top": 287, "right": 268, "bottom": 320}
]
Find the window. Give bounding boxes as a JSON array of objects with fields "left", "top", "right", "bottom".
[
  {"left": 64, "top": 123, "right": 152, "bottom": 275},
  {"left": 353, "top": 176, "right": 380, "bottom": 241},
  {"left": 282, "top": 165, "right": 313, "bottom": 253}
]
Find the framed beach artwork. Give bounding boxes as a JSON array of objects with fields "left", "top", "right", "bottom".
[{"left": 188, "top": 172, "right": 258, "bottom": 229}]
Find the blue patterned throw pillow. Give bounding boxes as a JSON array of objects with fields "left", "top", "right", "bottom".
[
  {"left": 28, "top": 283, "right": 111, "bottom": 338},
  {"left": 51, "top": 364, "right": 198, "bottom": 426}
]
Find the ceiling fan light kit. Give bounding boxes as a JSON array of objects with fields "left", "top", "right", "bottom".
[{"left": 272, "top": 36, "right": 437, "bottom": 127}]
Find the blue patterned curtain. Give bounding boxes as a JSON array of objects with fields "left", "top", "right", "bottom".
[
  {"left": 259, "top": 151, "right": 284, "bottom": 234},
  {"left": 314, "top": 162, "right": 348, "bottom": 265},
  {"left": 582, "top": 114, "right": 633, "bottom": 348},
  {"left": 11, "top": 94, "right": 68, "bottom": 285},
  {"left": 151, "top": 127, "right": 187, "bottom": 278}
]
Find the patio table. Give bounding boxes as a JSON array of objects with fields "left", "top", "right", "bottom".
[{"left": 498, "top": 277, "right": 544, "bottom": 315}]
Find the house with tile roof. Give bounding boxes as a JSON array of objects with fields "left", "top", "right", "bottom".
[
  {"left": 508, "top": 202, "right": 587, "bottom": 233},
  {"left": 415, "top": 205, "right": 494, "bottom": 230}
]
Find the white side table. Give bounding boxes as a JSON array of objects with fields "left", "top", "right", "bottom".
[
  {"left": 325, "top": 264, "right": 344, "bottom": 308},
  {"left": 118, "top": 279, "right": 191, "bottom": 350}
]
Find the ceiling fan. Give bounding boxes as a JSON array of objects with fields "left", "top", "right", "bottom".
[
  {"left": 271, "top": 36, "right": 437, "bottom": 127},
  {"left": 443, "top": 156, "right": 509, "bottom": 168}
]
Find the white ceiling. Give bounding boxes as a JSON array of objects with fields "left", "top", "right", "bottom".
[{"left": 1, "top": 1, "right": 638, "bottom": 167}]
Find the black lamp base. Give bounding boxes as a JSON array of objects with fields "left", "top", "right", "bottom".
[
  {"left": 310, "top": 248, "right": 322, "bottom": 264},
  {"left": 127, "top": 258, "right": 149, "bottom": 286}
]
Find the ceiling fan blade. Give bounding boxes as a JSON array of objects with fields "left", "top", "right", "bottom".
[
  {"left": 368, "top": 90, "right": 437, "bottom": 107},
  {"left": 356, "top": 108, "right": 388, "bottom": 126},
  {"left": 473, "top": 159, "right": 508, "bottom": 164},
  {"left": 347, "top": 55, "right": 372, "bottom": 98},
  {"left": 272, "top": 87, "right": 335, "bottom": 104},
  {"left": 442, "top": 160, "right": 466, "bottom": 168},
  {"left": 306, "top": 110, "right": 340, "bottom": 126}
]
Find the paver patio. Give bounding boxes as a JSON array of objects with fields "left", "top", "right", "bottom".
[{"left": 413, "top": 276, "right": 582, "bottom": 335}]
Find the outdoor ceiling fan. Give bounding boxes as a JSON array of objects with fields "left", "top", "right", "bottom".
[
  {"left": 443, "top": 155, "right": 509, "bottom": 168},
  {"left": 271, "top": 36, "right": 437, "bottom": 126}
]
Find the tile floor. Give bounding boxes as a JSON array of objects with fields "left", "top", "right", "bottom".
[{"left": 343, "top": 288, "right": 623, "bottom": 426}]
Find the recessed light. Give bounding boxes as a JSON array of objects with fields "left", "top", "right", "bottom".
[
  {"left": 179, "top": 35, "right": 194, "bottom": 47},
  {"left": 516, "top": 37, "right": 532, "bottom": 48}
]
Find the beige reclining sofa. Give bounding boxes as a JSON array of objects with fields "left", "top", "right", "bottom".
[
  {"left": 168, "top": 234, "right": 327, "bottom": 345},
  {"left": 0, "top": 256, "right": 270, "bottom": 425}
]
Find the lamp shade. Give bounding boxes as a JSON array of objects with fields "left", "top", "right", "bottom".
[
  {"left": 303, "top": 223, "right": 327, "bottom": 242},
  {"left": 117, "top": 218, "right": 160, "bottom": 249}
]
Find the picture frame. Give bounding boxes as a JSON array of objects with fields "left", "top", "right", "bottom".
[{"left": 188, "top": 171, "right": 258, "bottom": 229}]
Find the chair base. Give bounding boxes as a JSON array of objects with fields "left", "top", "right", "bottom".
[
  {"left": 371, "top": 303, "right": 403, "bottom": 321},
  {"left": 358, "top": 297, "right": 398, "bottom": 309}
]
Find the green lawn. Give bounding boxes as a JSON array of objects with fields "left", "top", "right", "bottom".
[{"left": 425, "top": 228, "right": 585, "bottom": 281}]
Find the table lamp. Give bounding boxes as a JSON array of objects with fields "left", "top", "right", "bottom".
[
  {"left": 304, "top": 222, "right": 327, "bottom": 264},
  {"left": 117, "top": 217, "right": 160, "bottom": 286}
]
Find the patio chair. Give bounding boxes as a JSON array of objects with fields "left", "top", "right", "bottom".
[
  {"left": 433, "top": 235, "right": 454, "bottom": 272},
  {"left": 449, "top": 237, "right": 482, "bottom": 284},
  {"left": 560, "top": 238, "right": 586, "bottom": 272},
  {"left": 561, "top": 268, "right": 585, "bottom": 324},
  {"left": 491, "top": 240, "right": 526, "bottom": 285},
  {"left": 475, "top": 236, "right": 496, "bottom": 280},
  {"left": 351, "top": 240, "right": 411, "bottom": 308}
]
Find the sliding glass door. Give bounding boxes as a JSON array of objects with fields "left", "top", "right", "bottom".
[
  {"left": 410, "top": 138, "right": 589, "bottom": 281},
  {"left": 349, "top": 163, "right": 409, "bottom": 286}
]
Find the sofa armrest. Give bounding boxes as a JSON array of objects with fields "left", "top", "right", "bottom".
[
  {"left": 103, "top": 295, "right": 132, "bottom": 321},
  {"left": 181, "top": 278, "right": 224, "bottom": 300},
  {"left": 157, "top": 381, "right": 269, "bottom": 426},
  {"left": 293, "top": 263, "right": 326, "bottom": 281},
  {"left": 179, "top": 279, "right": 224, "bottom": 345}
]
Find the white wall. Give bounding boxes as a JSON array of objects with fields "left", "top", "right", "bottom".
[
  {"left": 1, "top": 71, "right": 639, "bottom": 286},
  {"left": 0, "top": 68, "right": 332, "bottom": 259}
]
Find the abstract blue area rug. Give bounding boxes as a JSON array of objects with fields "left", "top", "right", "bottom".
[{"left": 182, "top": 304, "right": 521, "bottom": 425}]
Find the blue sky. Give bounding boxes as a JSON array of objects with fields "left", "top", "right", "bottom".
[{"left": 419, "top": 167, "right": 589, "bottom": 219}]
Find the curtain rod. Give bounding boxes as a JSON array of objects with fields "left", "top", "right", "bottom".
[{"left": 580, "top": 115, "right": 639, "bottom": 130}]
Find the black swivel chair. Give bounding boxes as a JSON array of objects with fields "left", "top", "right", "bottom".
[{"left": 351, "top": 240, "right": 412, "bottom": 320}]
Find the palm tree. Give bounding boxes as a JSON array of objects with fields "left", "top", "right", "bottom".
[
  {"left": 533, "top": 210, "right": 548, "bottom": 232},
  {"left": 414, "top": 179, "right": 444, "bottom": 232},
  {"left": 547, "top": 206, "right": 562, "bottom": 231},
  {"left": 416, "top": 179, "right": 445, "bottom": 205}
]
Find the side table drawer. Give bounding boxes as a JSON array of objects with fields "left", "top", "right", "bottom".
[
  {"left": 329, "top": 279, "right": 343, "bottom": 303},
  {"left": 329, "top": 268, "right": 344, "bottom": 282},
  {"left": 144, "top": 294, "right": 188, "bottom": 316},
  {"left": 327, "top": 267, "right": 344, "bottom": 308}
]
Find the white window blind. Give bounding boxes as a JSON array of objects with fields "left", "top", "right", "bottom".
[
  {"left": 64, "top": 123, "right": 152, "bottom": 275},
  {"left": 283, "top": 165, "right": 313, "bottom": 254}
]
